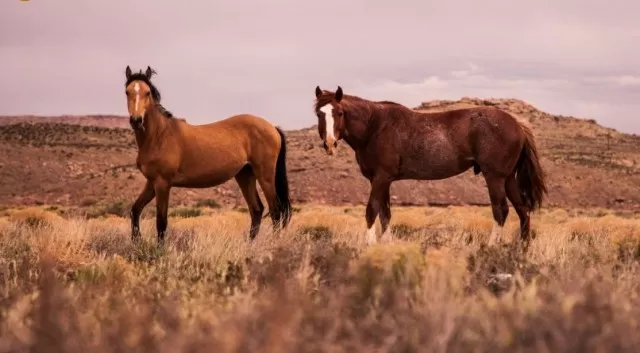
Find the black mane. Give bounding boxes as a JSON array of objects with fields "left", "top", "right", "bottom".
[
  {"left": 314, "top": 91, "right": 403, "bottom": 112},
  {"left": 125, "top": 70, "right": 174, "bottom": 118}
]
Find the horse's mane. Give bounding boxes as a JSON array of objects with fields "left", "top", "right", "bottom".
[
  {"left": 314, "top": 91, "right": 405, "bottom": 111},
  {"left": 125, "top": 70, "right": 174, "bottom": 118}
]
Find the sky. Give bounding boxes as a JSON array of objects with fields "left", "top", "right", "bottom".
[{"left": 1, "top": 0, "right": 640, "bottom": 133}]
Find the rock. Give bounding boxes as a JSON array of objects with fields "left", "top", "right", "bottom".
[{"left": 486, "top": 273, "right": 514, "bottom": 293}]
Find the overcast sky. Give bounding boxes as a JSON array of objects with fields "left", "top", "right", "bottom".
[{"left": 1, "top": 0, "right": 639, "bottom": 133}]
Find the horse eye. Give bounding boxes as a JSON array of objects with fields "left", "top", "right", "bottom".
[{"left": 145, "top": 92, "right": 151, "bottom": 97}]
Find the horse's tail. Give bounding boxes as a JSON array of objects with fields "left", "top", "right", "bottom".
[
  {"left": 274, "top": 126, "right": 292, "bottom": 228},
  {"left": 515, "top": 121, "right": 548, "bottom": 210}
]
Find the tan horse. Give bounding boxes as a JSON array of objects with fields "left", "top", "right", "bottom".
[
  {"left": 313, "top": 86, "right": 547, "bottom": 252},
  {"left": 124, "top": 66, "right": 292, "bottom": 246}
]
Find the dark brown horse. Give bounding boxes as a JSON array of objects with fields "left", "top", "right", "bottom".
[
  {"left": 124, "top": 66, "right": 292, "bottom": 246},
  {"left": 313, "top": 86, "right": 547, "bottom": 251}
]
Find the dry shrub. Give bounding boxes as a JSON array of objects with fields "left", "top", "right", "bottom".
[
  {"left": 8, "top": 207, "right": 62, "bottom": 228},
  {"left": 296, "top": 225, "right": 334, "bottom": 242},
  {"left": 390, "top": 222, "right": 420, "bottom": 240},
  {"left": 352, "top": 242, "right": 426, "bottom": 305},
  {"left": 460, "top": 214, "right": 495, "bottom": 243},
  {"left": 195, "top": 199, "right": 221, "bottom": 209},
  {"left": 102, "top": 200, "right": 128, "bottom": 217},
  {"left": 245, "top": 244, "right": 308, "bottom": 291},
  {"left": 466, "top": 242, "right": 541, "bottom": 295},
  {"left": 615, "top": 235, "right": 640, "bottom": 264},
  {"left": 2, "top": 205, "right": 640, "bottom": 352},
  {"left": 168, "top": 227, "right": 197, "bottom": 252},
  {"left": 308, "top": 241, "right": 358, "bottom": 289},
  {"left": 169, "top": 207, "right": 202, "bottom": 218}
]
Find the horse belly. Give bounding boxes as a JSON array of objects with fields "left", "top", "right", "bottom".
[
  {"left": 399, "top": 143, "right": 472, "bottom": 180},
  {"left": 172, "top": 160, "right": 243, "bottom": 188},
  {"left": 402, "top": 159, "right": 471, "bottom": 180}
]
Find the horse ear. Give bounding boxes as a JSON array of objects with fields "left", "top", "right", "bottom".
[
  {"left": 125, "top": 66, "right": 132, "bottom": 80},
  {"left": 335, "top": 86, "right": 343, "bottom": 103},
  {"left": 315, "top": 86, "right": 323, "bottom": 99},
  {"left": 145, "top": 66, "right": 153, "bottom": 79}
]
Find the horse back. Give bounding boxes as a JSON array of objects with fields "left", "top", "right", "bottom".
[
  {"left": 417, "top": 106, "right": 524, "bottom": 142},
  {"left": 179, "top": 114, "right": 282, "bottom": 163}
]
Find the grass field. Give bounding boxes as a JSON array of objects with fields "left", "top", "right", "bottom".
[{"left": 1, "top": 204, "right": 640, "bottom": 352}]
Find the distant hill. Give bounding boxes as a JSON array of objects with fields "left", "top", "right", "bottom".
[{"left": 1, "top": 97, "right": 639, "bottom": 212}]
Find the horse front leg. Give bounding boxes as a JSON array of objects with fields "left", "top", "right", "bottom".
[
  {"left": 379, "top": 182, "right": 393, "bottom": 242},
  {"left": 364, "top": 175, "right": 392, "bottom": 245},
  {"left": 130, "top": 180, "right": 156, "bottom": 242}
]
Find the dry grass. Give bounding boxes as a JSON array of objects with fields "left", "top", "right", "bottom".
[{"left": 1, "top": 204, "right": 640, "bottom": 352}]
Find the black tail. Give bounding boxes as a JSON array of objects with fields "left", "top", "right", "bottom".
[
  {"left": 516, "top": 122, "right": 548, "bottom": 210},
  {"left": 274, "top": 126, "right": 292, "bottom": 228}
]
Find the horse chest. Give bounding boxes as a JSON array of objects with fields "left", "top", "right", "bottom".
[
  {"left": 136, "top": 160, "right": 154, "bottom": 179},
  {"left": 136, "top": 155, "right": 177, "bottom": 180}
]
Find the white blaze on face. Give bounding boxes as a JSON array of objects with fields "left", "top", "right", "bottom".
[
  {"left": 133, "top": 82, "right": 140, "bottom": 112},
  {"left": 319, "top": 104, "right": 335, "bottom": 140}
]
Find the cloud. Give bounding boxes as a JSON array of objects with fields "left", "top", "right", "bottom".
[
  {"left": 350, "top": 63, "right": 640, "bottom": 133},
  {"left": 585, "top": 75, "right": 640, "bottom": 87},
  {"left": 1, "top": 0, "right": 640, "bottom": 133}
]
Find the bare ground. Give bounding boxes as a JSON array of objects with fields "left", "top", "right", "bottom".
[{"left": 1, "top": 97, "right": 640, "bottom": 211}]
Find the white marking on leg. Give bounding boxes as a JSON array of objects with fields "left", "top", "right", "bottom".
[
  {"left": 488, "top": 220, "right": 503, "bottom": 245},
  {"left": 381, "top": 227, "right": 393, "bottom": 243},
  {"left": 133, "top": 82, "right": 140, "bottom": 111},
  {"left": 365, "top": 225, "right": 377, "bottom": 245},
  {"left": 319, "top": 104, "right": 335, "bottom": 140}
]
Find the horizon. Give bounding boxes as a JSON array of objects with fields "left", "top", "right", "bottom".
[
  {"left": 0, "top": 95, "right": 634, "bottom": 135},
  {"left": 2, "top": 0, "right": 640, "bottom": 134}
]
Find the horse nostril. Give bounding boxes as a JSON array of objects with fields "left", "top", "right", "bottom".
[
  {"left": 323, "top": 141, "right": 329, "bottom": 149},
  {"left": 333, "top": 141, "right": 338, "bottom": 148}
]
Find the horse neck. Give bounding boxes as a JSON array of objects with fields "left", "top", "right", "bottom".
[
  {"left": 341, "top": 99, "right": 376, "bottom": 149},
  {"left": 134, "top": 104, "right": 168, "bottom": 148}
]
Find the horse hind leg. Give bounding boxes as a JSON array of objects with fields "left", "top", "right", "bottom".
[
  {"left": 253, "top": 165, "right": 283, "bottom": 235},
  {"left": 234, "top": 165, "right": 265, "bottom": 241},
  {"left": 505, "top": 175, "right": 532, "bottom": 250},
  {"left": 484, "top": 174, "right": 509, "bottom": 246}
]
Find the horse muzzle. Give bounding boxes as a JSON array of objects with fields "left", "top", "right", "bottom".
[
  {"left": 129, "top": 116, "right": 143, "bottom": 130},
  {"left": 323, "top": 138, "right": 338, "bottom": 155}
]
